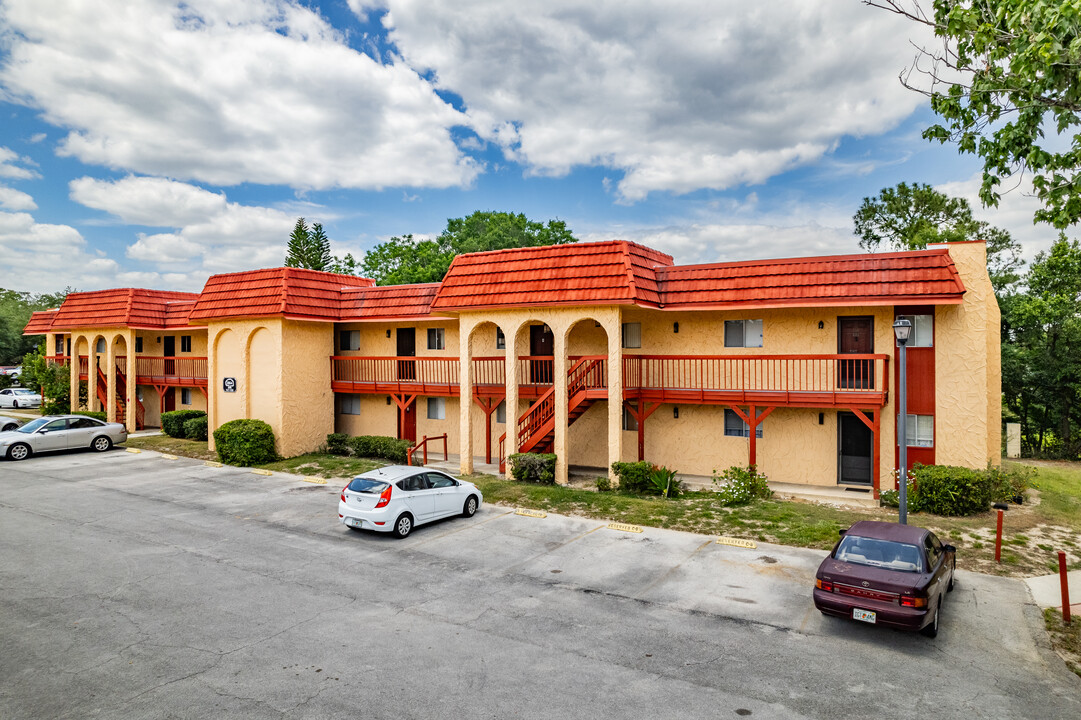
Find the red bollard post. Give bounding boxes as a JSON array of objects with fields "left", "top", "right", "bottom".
[
  {"left": 994, "top": 509, "right": 1004, "bottom": 563},
  {"left": 1060, "top": 551, "right": 1072, "bottom": 625}
]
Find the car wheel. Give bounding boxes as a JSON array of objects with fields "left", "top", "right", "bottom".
[
  {"left": 91, "top": 436, "right": 112, "bottom": 452},
  {"left": 2, "top": 423, "right": 16, "bottom": 432},
  {"left": 7, "top": 443, "right": 31, "bottom": 461},
  {"left": 392, "top": 513, "right": 413, "bottom": 538},
  {"left": 462, "top": 495, "right": 479, "bottom": 518},
  {"left": 11, "top": 400, "right": 18, "bottom": 409},
  {"left": 921, "top": 600, "right": 940, "bottom": 638}
]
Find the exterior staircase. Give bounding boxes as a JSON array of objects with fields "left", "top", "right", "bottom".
[
  {"left": 499, "top": 357, "right": 605, "bottom": 472},
  {"left": 96, "top": 365, "right": 145, "bottom": 429}
]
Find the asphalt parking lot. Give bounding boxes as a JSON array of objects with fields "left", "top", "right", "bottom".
[{"left": 1, "top": 449, "right": 1079, "bottom": 719}]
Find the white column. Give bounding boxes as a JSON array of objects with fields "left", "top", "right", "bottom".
[
  {"left": 69, "top": 335, "right": 80, "bottom": 413},
  {"left": 606, "top": 311, "right": 623, "bottom": 479},
  {"left": 553, "top": 326, "right": 568, "bottom": 485},
  {"left": 458, "top": 319, "right": 474, "bottom": 475},
  {"left": 126, "top": 330, "right": 137, "bottom": 433},
  {"left": 504, "top": 322, "right": 520, "bottom": 479},
  {"left": 105, "top": 335, "right": 117, "bottom": 423}
]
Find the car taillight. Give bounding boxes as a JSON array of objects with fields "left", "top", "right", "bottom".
[
  {"left": 340, "top": 486, "right": 348, "bottom": 503},
  {"left": 375, "top": 484, "right": 393, "bottom": 508},
  {"left": 899, "top": 595, "right": 927, "bottom": 608},
  {"left": 816, "top": 579, "right": 834, "bottom": 592}
]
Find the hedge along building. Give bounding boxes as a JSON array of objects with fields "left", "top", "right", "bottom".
[{"left": 24, "top": 239, "right": 1001, "bottom": 496}]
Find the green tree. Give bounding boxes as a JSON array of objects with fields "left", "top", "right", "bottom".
[
  {"left": 1001, "top": 235, "right": 1081, "bottom": 457},
  {"left": 868, "top": 1, "right": 1081, "bottom": 228},
  {"left": 0, "top": 288, "right": 71, "bottom": 365},
  {"left": 853, "top": 182, "right": 1024, "bottom": 293},
  {"left": 285, "top": 218, "right": 346, "bottom": 272},
  {"left": 285, "top": 217, "right": 313, "bottom": 268},
  {"left": 310, "top": 223, "right": 332, "bottom": 271},
  {"left": 361, "top": 211, "right": 578, "bottom": 285}
]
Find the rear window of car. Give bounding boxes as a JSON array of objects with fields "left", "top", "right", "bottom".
[
  {"left": 835, "top": 535, "right": 924, "bottom": 573},
  {"left": 347, "top": 478, "right": 389, "bottom": 494}
]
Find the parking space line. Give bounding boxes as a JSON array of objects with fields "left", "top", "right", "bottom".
[
  {"left": 502, "top": 522, "right": 607, "bottom": 573},
  {"left": 401, "top": 509, "right": 516, "bottom": 548}
]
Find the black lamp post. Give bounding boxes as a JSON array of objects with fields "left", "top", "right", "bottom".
[{"left": 893, "top": 318, "right": 912, "bottom": 525}]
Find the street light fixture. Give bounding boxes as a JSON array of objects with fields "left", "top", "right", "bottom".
[{"left": 893, "top": 317, "right": 912, "bottom": 525}]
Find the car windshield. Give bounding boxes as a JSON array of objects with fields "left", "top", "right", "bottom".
[
  {"left": 348, "top": 477, "right": 389, "bottom": 494},
  {"left": 17, "top": 418, "right": 50, "bottom": 433},
  {"left": 12, "top": 389, "right": 36, "bottom": 395},
  {"left": 835, "top": 535, "right": 924, "bottom": 573}
]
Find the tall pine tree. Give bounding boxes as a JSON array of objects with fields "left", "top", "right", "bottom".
[
  {"left": 310, "top": 223, "right": 332, "bottom": 271},
  {"left": 285, "top": 218, "right": 312, "bottom": 268}
]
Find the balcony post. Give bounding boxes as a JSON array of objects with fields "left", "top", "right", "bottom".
[
  {"left": 553, "top": 326, "right": 569, "bottom": 486},
  {"left": 69, "top": 335, "right": 80, "bottom": 413},
  {"left": 105, "top": 335, "right": 117, "bottom": 424},
  {"left": 606, "top": 315, "right": 623, "bottom": 480},
  {"left": 458, "top": 319, "right": 474, "bottom": 476},
  {"left": 505, "top": 323, "right": 520, "bottom": 479},
  {"left": 126, "top": 330, "right": 137, "bottom": 434}
]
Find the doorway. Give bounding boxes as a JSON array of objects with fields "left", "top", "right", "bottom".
[
  {"left": 163, "top": 387, "right": 176, "bottom": 413},
  {"left": 164, "top": 335, "right": 176, "bottom": 376},
  {"left": 397, "top": 398, "right": 416, "bottom": 443},
  {"left": 396, "top": 328, "right": 416, "bottom": 381},
  {"left": 529, "top": 324, "right": 554, "bottom": 384},
  {"left": 838, "top": 412, "right": 873, "bottom": 485},
  {"left": 837, "top": 316, "right": 873, "bottom": 389}
]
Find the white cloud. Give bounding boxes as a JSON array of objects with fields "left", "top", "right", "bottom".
[
  {"left": 0, "top": 185, "right": 37, "bottom": 211},
  {"left": 0, "top": 0, "right": 479, "bottom": 190},
  {"left": 28, "top": 133, "right": 46, "bottom": 143},
  {"left": 0, "top": 210, "right": 125, "bottom": 292},
  {"left": 69, "top": 176, "right": 296, "bottom": 277},
  {"left": 0, "top": 146, "right": 38, "bottom": 180},
  {"left": 359, "top": 0, "right": 933, "bottom": 201}
]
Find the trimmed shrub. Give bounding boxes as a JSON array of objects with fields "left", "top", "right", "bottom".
[
  {"left": 76, "top": 410, "right": 107, "bottom": 422},
  {"left": 611, "top": 461, "right": 655, "bottom": 494},
  {"left": 509, "top": 453, "right": 557, "bottom": 484},
  {"left": 162, "top": 409, "right": 207, "bottom": 438},
  {"left": 213, "top": 419, "right": 278, "bottom": 466},
  {"left": 183, "top": 416, "right": 208, "bottom": 441},
  {"left": 595, "top": 476, "right": 613, "bottom": 492},
  {"left": 347, "top": 435, "right": 411, "bottom": 463},
  {"left": 986, "top": 463, "right": 1037, "bottom": 504},
  {"left": 712, "top": 465, "right": 772, "bottom": 506},
  {"left": 326, "top": 433, "right": 350, "bottom": 456},
  {"left": 880, "top": 463, "right": 1036, "bottom": 516},
  {"left": 41, "top": 401, "right": 67, "bottom": 415}
]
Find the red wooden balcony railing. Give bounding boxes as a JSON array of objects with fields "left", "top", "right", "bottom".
[
  {"left": 623, "top": 354, "right": 890, "bottom": 407},
  {"left": 44, "top": 355, "right": 70, "bottom": 367},
  {"left": 132, "top": 356, "right": 208, "bottom": 386},
  {"left": 331, "top": 356, "right": 461, "bottom": 395},
  {"left": 78, "top": 355, "right": 88, "bottom": 378}
]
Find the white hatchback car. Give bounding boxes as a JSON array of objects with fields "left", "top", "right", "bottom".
[{"left": 339, "top": 465, "right": 482, "bottom": 538}]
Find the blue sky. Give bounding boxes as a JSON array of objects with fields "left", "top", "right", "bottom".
[{"left": 0, "top": 0, "right": 1058, "bottom": 293}]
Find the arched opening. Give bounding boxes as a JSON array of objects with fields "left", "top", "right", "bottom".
[
  {"left": 468, "top": 321, "right": 506, "bottom": 465},
  {"left": 247, "top": 327, "right": 275, "bottom": 426},
  {"left": 73, "top": 336, "right": 90, "bottom": 412},
  {"left": 565, "top": 318, "right": 610, "bottom": 476},
  {"left": 213, "top": 329, "right": 242, "bottom": 425}
]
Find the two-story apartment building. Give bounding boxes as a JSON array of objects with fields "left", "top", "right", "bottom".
[{"left": 24, "top": 239, "right": 1001, "bottom": 496}]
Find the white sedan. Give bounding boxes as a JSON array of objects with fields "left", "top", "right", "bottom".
[
  {"left": 0, "top": 388, "right": 42, "bottom": 409},
  {"left": 0, "top": 415, "right": 127, "bottom": 460},
  {"left": 339, "top": 465, "right": 483, "bottom": 538}
]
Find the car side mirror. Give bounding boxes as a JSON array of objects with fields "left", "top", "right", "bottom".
[
  {"left": 838, "top": 529, "right": 846, "bottom": 536},
  {"left": 943, "top": 544, "right": 956, "bottom": 553}
]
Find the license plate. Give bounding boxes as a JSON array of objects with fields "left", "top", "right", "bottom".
[
  {"left": 852, "top": 608, "right": 876, "bottom": 624},
  {"left": 346, "top": 517, "right": 363, "bottom": 528}
]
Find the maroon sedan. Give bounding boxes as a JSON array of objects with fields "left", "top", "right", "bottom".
[{"left": 813, "top": 520, "right": 956, "bottom": 637}]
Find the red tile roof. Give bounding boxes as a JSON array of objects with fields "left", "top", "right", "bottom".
[
  {"left": 25, "top": 289, "right": 201, "bottom": 333},
  {"left": 187, "top": 267, "right": 375, "bottom": 323},
  {"left": 657, "top": 248, "right": 966, "bottom": 309},
  {"left": 339, "top": 283, "right": 446, "bottom": 321},
  {"left": 431, "top": 241, "right": 675, "bottom": 311},
  {"left": 23, "top": 309, "right": 59, "bottom": 335}
]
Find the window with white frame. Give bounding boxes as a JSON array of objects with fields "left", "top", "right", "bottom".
[
  {"left": 427, "top": 397, "right": 446, "bottom": 420},
  {"left": 339, "top": 394, "right": 360, "bottom": 415},
  {"left": 905, "top": 414, "right": 934, "bottom": 447},
  {"left": 895, "top": 315, "right": 933, "bottom": 347},
  {"left": 724, "top": 409, "right": 763, "bottom": 438},
  {"left": 724, "top": 319, "right": 763, "bottom": 348},
  {"left": 496, "top": 400, "right": 506, "bottom": 424},
  {"left": 496, "top": 328, "right": 505, "bottom": 350},
  {"left": 339, "top": 330, "right": 360, "bottom": 351},
  {"left": 181, "top": 388, "right": 192, "bottom": 406},
  {"left": 427, "top": 328, "right": 445, "bottom": 350},
  {"left": 621, "top": 322, "right": 642, "bottom": 349},
  {"left": 622, "top": 406, "right": 638, "bottom": 431},
  {"left": 180, "top": 335, "right": 192, "bottom": 353}
]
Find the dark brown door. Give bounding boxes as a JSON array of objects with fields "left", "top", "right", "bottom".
[
  {"left": 838, "top": 412, "right": 872, "bottom": 485},
  {"left": 837, "top": 316, "right": 873, "bottom": 389},
  {"left": 163, "top": 387, "right": 176, "bottom": 413},
  {"left": 397, "top": 399, "right": 416, "bottom": 442},
  {"left": 529, "top": 325, "right": 554, "bottom": 384},
  {"left": 164, "top": 335, "right": 176, "bottom": 376},
  {"left": 396, "top": 328, "right": 416, "bottom": 381}
]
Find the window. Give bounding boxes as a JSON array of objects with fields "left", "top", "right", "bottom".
[
  {"left": 135, "top": 336, "right": 143, "bottom": 353},
  {"left": 724, "top": 409, "right": 763, "bottom": 438},
  {"left": 496, "top": 400, "right": 506, "bottom": 424},
  {"left": 427, "top": 397, "right": 446, "bottom": 420},
  {"left": 496, "top": 327, "right": 505, "bottom": 350},
  {"left": 180, "top": 335, "right": 192, "bottom": 353},
  {"left": 905, "top": 414, "right": 934, "bottom": 447},
  {"left": 339, "top": 394, "right": 360, "bottom": 415},
  {"left": 181, "top": 388, "right": 192, "bottom": 406},
  {"left": 70, "top": 417, "right": 102, "bottom": 429},
  {"left": 622, "top": 406, "right": 638, "bottom": 431},
  {"left": 54, "top": 336, "right": 64, "bottom": 354},
  {"left": 621, "top": 322, "right": 641, "bottom": 349},
  {"left": 427, "top": 327, "right": 445, "bottom": 350},
  {"left": 339, "top": 330, "right": 360, "bottom": 351},
  {"left": 895, "top": 314, "right": 933, "bottom": 347},
  {"left": 724, "top": 319, "right": 763, "bottom": 348},
  {"left": 426, "top": 472, "right": 457, "bottom": 489},
  {"left": 95, "top": 338, "right": 106, "bottom": 354}
]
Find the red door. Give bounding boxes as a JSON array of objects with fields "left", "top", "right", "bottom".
[
  {"left": 894, "top": 307, "right": 935, "bottom": 471},
  {"left": 163, "top": 387, "right": 176, "bottom": 412},
  {"left": 397, "top": 399, "right": 416, "bottom": 443},
  {"left": 837, "top": 316, "right": 874, "bottom": 389}
]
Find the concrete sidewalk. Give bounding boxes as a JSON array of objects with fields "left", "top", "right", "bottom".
[{"left": 1024, "top": 569, "right": 1081, "bottom": 616}]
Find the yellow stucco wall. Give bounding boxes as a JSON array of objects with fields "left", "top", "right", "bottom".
[
  {"left": 935, "top": 242, "right": 1002, "bottom": 468},
  {"left": 335, "top": 321, "right": 460, "bottom": 358},
  {"left": 132, "top": 329, "right": 208, "bottom": 357},
  {"left": 279, "top": 319, "right": 335, "bottom": 458}
]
